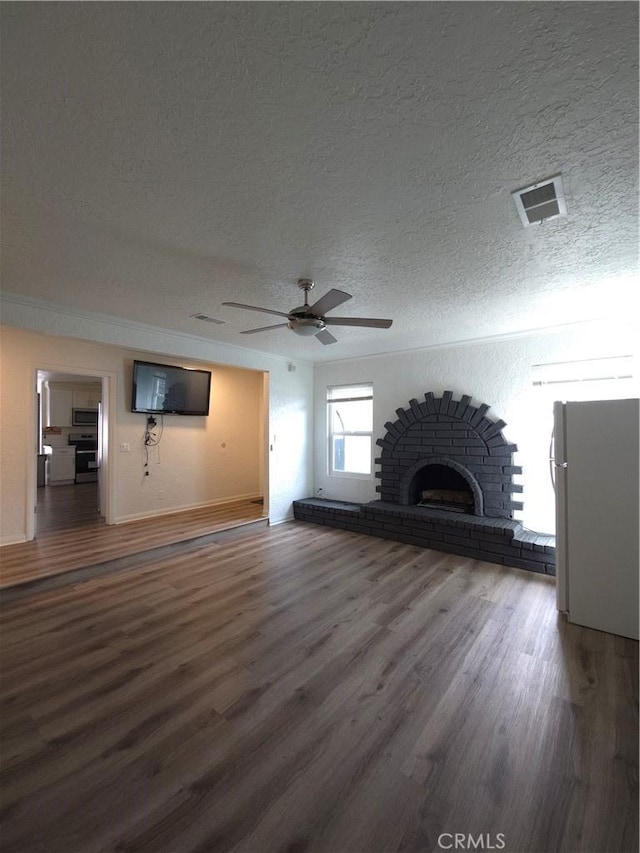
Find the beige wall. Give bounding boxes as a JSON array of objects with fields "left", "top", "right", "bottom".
[{"left": 1, "top": 326, "right": 264, "bottom": 542}]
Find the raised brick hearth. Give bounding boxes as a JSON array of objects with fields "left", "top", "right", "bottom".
[{"left": 294, "top": 390, "right": 556, "bottom": 575}]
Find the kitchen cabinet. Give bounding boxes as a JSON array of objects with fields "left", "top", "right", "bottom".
[
  {"left": 49, "top": 447, "right": 76, "bottom": 484},
  {"left": 72, "top": 387, "right": 101, "bottom": 409},
  {"left": 49, "top": 388, "right": 73, "bottom": 427},
  {"left": 47, "top": 383, "right": 101, "bottom": 426}
]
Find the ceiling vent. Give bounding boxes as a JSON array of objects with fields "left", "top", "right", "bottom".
[
  {"left": 190, "top": 313, "right": 225, "bottom": 325},
  {"left": 512, "top": 174, "right": 567, "bottom": 227}
]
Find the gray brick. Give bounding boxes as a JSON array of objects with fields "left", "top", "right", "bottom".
[
  {"left": 466, "top": 463, "right": 503, "bottom": 474},
  {"left": 479, "top": 473, "right": 512, "bottom": 483},
  {"left": 487, "top": 434, "right": 507, "bottom": 447},
  {"left": 483, "top": 419, "right": 507, "bottom": 439},
  {"left": 505, "top": 557, "right": 547, "bottom": 574},
  {"left": 383, "top": 421, "right": 403, "bottom": 440},
  {"left": 480, "top": 542, "right": 519, "bottom": 557},
  {"left": 462, "top": 405, "right": 478, "bottom": 423},
  {"left": 409, "top": 398, "right": 422, "bottom": 418},
  {"left": 488, "top": 444, "right": 518, "bottom": 455},
  {"left": 424, "top": 392, "right": 436, "bottom": 413},
  {"left": 470, "top": 403, "right": 490, "bottom": 426},
  {"left": 520, "top": 549, "right": 549, "bottom": 563},
  {"left": 395, "top": 407, "right": 412, "bottom": 428},
  {"left": 455, "top": 395, "right": 472, "bottom": 418},
  {"left": 483, "top": 496, "right": 509, "bottom": 507}
]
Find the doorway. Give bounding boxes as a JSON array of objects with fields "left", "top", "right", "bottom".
[{"left": 31, "top": 366, "right": 113, "bottom": 540}]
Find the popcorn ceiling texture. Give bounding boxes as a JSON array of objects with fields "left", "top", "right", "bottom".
[{"left": 1, "top": 2, "right": 637, "bottom": 362}]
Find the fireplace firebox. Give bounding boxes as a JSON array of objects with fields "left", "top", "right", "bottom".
[{"left": 409, "top": 462, "right": 477, "bottom": 513}]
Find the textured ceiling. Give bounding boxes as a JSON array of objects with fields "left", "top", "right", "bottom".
[{"left": 1, "top": 2, "right": 638, "bottom": 362}]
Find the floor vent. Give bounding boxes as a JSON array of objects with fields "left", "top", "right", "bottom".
[
  {"left": 190, "top": 313, "right": 225, "bottom": 324},
  {"left": 512, "top": 174, "right": 567, "bottom": 226}
]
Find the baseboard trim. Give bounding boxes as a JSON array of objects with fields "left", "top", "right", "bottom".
[
  {"left": 0, "top": 534, "right": 28, "bottom": 547},
  {"left": 114, "top": 493, "right": 263, "bottom": 525},
  {"left": 268, "top": 512, "right": 295, "bottom": 526}
]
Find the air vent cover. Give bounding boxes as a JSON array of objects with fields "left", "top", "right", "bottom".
[
  {"left": 512, "top": 174, "right": 566, "bottom": 226},
  {"left": 191, "top": 313, "right": 225, "bottom": 325}
]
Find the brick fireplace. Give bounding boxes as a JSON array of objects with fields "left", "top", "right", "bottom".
[
  {"left": 376, "top": 390, "right": 522, "bottom": 517},
  {"left": 294, "top": 391, "right": 556, "bottom": 575}
]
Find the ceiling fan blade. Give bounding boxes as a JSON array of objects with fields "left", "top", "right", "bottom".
[
  {"left": 239, "top": 323, "right": 289, "bottom": 334},
  {"left": 315, "top": 329, "right": 338, "bottom": 345},
  {"left": 308, "top": 288, "right": 352, "bottom": 316},
  {"left": 323, "top": 317, "right": 393, "bottom": 328},
  {"left": 223, "top": 301, "right": 289, "bottom": 319}
]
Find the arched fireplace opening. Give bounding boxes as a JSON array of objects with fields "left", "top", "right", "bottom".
[{"left": 402, "top": 458, "right": 484, "bottom": 516}]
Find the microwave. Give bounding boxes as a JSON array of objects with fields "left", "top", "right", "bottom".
[{"left": 72, "top": 408, "right": 99, "bottom": 426}]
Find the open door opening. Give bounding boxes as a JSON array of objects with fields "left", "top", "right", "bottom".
[{"left": 31, "top": 367, "right": 112, "bottom": 540}]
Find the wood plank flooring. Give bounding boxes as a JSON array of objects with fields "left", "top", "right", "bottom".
[
  {"left": 0, "top": 521, "right": 637, "bottom": 853},
  {"left": 0, "top": 487, "right": 266, "bottom": 588},
  {"left": 35, "top": 482, "right": 101, "bottom": 534}
]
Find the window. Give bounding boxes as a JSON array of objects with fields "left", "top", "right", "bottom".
[
  {"left": 327, "top": 384, "right": 373, "bottom": 476},
  {"left": 524, "top": 355, "right": 637, "bottom": 535}
]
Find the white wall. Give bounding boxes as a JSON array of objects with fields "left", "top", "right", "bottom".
[
  {"left": 1, "top": 300, "right": 314, "bottom": 543},
  {"left": 313, "top": 323, "right": 639, "bottom": 534}
]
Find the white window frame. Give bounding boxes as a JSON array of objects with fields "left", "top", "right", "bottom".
[{"left": 327, "top": 383, "right": 374, "bottom": 479}]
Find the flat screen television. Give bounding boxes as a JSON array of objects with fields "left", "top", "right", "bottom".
[{"left": 131, "top": 360, "right": 212, "bottom": 415}]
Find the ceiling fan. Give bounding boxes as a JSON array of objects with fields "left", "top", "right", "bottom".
[{"left": 223, "top": 279, "right": 393, "bottom": 345}]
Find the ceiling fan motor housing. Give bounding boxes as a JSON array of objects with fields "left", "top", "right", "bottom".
[{"left": 288, "top": 315, "right": 326, "bottom": 336}]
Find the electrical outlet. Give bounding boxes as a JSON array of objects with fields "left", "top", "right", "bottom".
[
  {"left": 120, "top": 442, "right": 131, "bottom": 452},
  {"left": 158, "top": 490, "right": 165, "bottom": 500}
]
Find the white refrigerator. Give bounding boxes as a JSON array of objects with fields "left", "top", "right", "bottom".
[{"left": 553, "top": 398, "right": 639, "bottom": 640}]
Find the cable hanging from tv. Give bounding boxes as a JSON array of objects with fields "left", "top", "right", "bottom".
[{"left": 143, "top": 414, "right": 163, "bottom": 475}]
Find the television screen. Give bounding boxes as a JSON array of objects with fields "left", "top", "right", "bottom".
[{"left": 131, "top": 360, "right": 212, "bottom": 415}]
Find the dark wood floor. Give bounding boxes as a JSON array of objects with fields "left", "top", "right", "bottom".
[
  {"left": 35, "top": 481, "right": 101, "bottom": 534},
  {"left": 0, "top": 485, "right": 266, "bottom": 588},
  {"left": 1, "top": 520, "right": 637, "bottom": 852}
]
